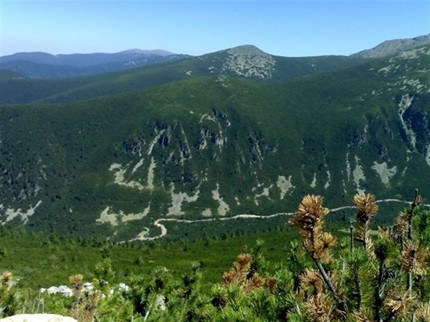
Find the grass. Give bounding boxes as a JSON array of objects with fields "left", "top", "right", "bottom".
[{"left": 0, "top": 224, "right": 298, "bottom": 291}]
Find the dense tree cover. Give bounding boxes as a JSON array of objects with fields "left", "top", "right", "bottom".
[
  {"left": 1, "top": 45, "right": 429, "bottom": 241},
  {"left": 1, "top": 191, "right": 429, "bottom": 321}
]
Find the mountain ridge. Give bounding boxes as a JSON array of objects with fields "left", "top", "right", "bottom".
[
  {"left": 0, "top": 46, "right": 366, "bottom": 105},
  {"left": 351, "top": 34, "right": 430, "bottom": 58},
  {"left": 0, "top": 49, "right": 177, "bottom": 65},
  {"left": 0, "top": 37, "right": 429, "bottom": 240},
  {"left": 0, "top": 43, "right": 429, "bottom": 240},
  {"left": 1, "top": 34, "right": 428, "bottom": 79},
  {"left": 0, "top": 49, "right": 190, "bottom": 79}
]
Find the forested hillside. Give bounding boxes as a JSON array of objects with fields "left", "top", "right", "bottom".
[{"left": 0, "top": 45, "right": 429, "bottom": 240}]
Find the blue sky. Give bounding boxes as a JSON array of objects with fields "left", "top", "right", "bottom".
[{"left": 1, "top": 0, "right": 429, "bottom": 57}]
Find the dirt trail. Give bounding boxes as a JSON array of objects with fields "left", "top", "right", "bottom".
[{"left": 129, "top": 199, "right": 430, "bottom": 242}]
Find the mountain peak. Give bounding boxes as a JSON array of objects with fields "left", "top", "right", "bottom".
[
  {"left": 351, "top": 34, "right": 430, "bottom": 58},
  {"left": 222, "top": 45, "right": 275, "bottom": 79},
  {"left": 227, "top": 45, "right": 269, "bottom": 56}
]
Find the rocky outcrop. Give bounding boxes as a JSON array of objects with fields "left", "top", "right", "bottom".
[{"left": 222, "top": 45, "right": 276, "bottom": 78}]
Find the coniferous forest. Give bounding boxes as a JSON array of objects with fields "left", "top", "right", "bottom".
[
  {"left": 1, "top": 190, "right": 430, "bottom": 321},
  {"left": 1, "top": 37, "right": 430, "bottom": 321}
]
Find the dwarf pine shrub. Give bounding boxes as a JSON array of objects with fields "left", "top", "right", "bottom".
[
  {"left": 1, "top": 190, "right": 429, "bottom": 321},
  {"left": 0, "top": 271, "right": 18, "bottom": 318}
]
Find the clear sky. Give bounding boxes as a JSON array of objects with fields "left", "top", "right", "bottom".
[{"left": 1, "top": 0, "right": 429, "bottom": 57}]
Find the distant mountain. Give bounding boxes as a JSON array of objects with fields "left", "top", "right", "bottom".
[
  {"left": 351, "top": 34, "right": 430, "bottom": 58},
  {"left": 0, "top": 45, "right": 366, "bottom": 104},
  {"left": 0, "top": 49, "right": 175, "bottom": 66},
  {"left": 0, "top": 41, "right": 429, "bottom": 241},
  {"left": 0, "top": 49, "right": 189, "bottom": 79},
  {"left": 2, "top": 34, "right": 429, "bottom": 79}
]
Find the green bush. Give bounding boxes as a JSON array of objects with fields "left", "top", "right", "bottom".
[{"left": 1, "top": 190, "right": 429, "bottom": 321}]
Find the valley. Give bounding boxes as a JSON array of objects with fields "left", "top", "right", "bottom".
[
  {"left": 1, "top": 35, "right": 430, "bottom": 321},
  {"left": 0, "top": 40, "right": 430, "bottom": 241}
]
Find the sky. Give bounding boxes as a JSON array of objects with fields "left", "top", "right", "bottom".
[{"left": 1, "top": 0, "right": 429, "bottom": 58}]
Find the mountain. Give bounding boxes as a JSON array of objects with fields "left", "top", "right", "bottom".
[
  {"left": 352, "top": 34, "right": 430, "bottom": 58},
  {"left": 0, "top": 45, "right": 365, "bottom": 105},
  {"left": 0, "top": 49, "right": 189, "bottom": 79},
  {"left": 0, "top": 41, "right": 429, "bottom": 241},
  {"left": 2, "top": 34, "right": 428, "bottom": 79},
  {"left": 0, "top": 49, "right": 175, "bottom": 66}
]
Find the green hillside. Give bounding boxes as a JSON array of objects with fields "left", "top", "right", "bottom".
[
  {"left": 0, "top": 45, "right": 365, "bottom": 105},
  {"left": 0, "top": 45, "right": 429, "bottom": 240}
]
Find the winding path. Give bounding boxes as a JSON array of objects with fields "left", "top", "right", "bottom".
[{"left": 129, "top": 199, "right": 430, "bottom": 242}]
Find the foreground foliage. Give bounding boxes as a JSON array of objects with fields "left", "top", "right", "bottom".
[{"left": 1, "top": 191, "right": 430, "bottom": 321}]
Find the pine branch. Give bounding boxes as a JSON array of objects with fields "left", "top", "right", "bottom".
[
  {"left": 374, "top": 260, "right": 385, "bottom": 322},
  {"left": 313, "top": 259, "right": 346, "bottom": 314},
  {"left": 407, "top": 189, "right": 420, "bottom": 241},
  {"left": 353, "top": 267, "right": 362, "bottom": 311}
]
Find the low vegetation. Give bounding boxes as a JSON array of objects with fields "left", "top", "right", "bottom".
[{"left": 1, "top": 190, "right": 429, "bottom": 321}]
